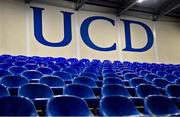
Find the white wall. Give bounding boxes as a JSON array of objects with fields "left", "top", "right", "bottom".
[
  {"left": 0, "top": 0, "right": 26, "bottom": 55},
  {"left": 156, "top": 21, "right": 180, "bottom": 64},
  {"left": 0, "top": 0, "right": 180, "bottom": 64}
]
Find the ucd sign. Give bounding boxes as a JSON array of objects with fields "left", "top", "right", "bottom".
[{"left": 31, "top": 7, "right": 154, "bottom": 52}]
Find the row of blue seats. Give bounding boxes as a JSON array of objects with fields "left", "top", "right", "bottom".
[
  {"left": 1, "top": 71, "right": 180, "bottom": 90},
  {"left": 0, "top": 55, "right": 180, "bottom": 116},
  {"left": 0, "top": 82, "right": 180, "bottom": 105},
  {"left": 0, "top": 55, "right": 180, "bottom": 78},
  {"left": 0, "top": 54, "right": 180, "bottom": 74},
  {"left": 0, "top": 56, "right": 179, "bottom": 72},
  {"left": 0, "top": 95, "right": 179, "bottom": 116},
  {"left": 0, "top": 83, "right": 180, "bottom": 98},
  {"left": 1, "top": 74, "right": 180, "bottom": 93},
  {"left": 0, "top": 66, "right": 180, "bottom": 82},
  {"left": 0, "top": 61, "right": 179, "bottom": 76},
  {"left": 0, "top": 58, "right": 180, "bottom": 77}
]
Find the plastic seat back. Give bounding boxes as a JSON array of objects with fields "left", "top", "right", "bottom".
[
  {"left": 165, "top": 74, "right": 178, "bottom": 82},
  {"left": 153, "top": 78, "right": 171, "bottom": 88},
  {"left": 0, "top": 63, "right": 12, "bottom": 70},
  {"left": 22, "top": 70, "right": 43, "bottom": 80},
  {"left": 73, "top": 76, "right": 97, "bottom": 87},
  {"left": 0, "top": 84, "right": 9, "bottom": 97},
  {"left": 139, "top": 70, "right": 151, "bottom": 77},
  {"left": 176, "top": 79, "right": 180, "bottom": 85},
  {"left": 0, "top": 70, "right": 11, "bottom": 78},
  {"left": 47, "top": 96, "right": 93, "bottom": 116},
  {"left": 124, "top": 73, "right": 138, "bottom": 80},
  {"left": 0, "top": 96, "right": 38, "bottom": 116},
  {"left": 102, "top": 84, "right": 130, "bottom": 97},
  {"left": 103, "top": 73, "right": 119, "bottom": 78},
  {"left": 136, "top": 84, "right": 160, "bottom": 98},
  {"left": 130, "top": 78, "right": 148, "bottom": 87},
  {"left": 63, "top": 84, "right": 96, "bottom": 99},
  {"left": 13, "top": 61, "right": 26, "bottom": 66},
  {"left": 1, "top": 75, "right": 28, "bottom": 87},
  {"left": 62, "top": 68, "right": 78, "bottom": 76},
  {"left": 37, "top": 67, "right": 53, "bottom": 75},
  {"left": 166, "top": 84, "right": 180, "bottom": 98},
  {"left": 80, "top": 72, "right": 98, "bottom": 80},
  {"left": 39, "top": 76, "right": 65, "bottom": 87},
  {"left": 173, "top": 71, "right": 180, "bottom": 77},
  {"left": 48, "top": 65, "right": 61, "bottom": 71},
  {"left": 156, "top": 71, "right": 167, "bottom": 77},
  {"left": 8, "top": 66, "right": 26, "bottom": 75},
  {"left": 53, "top": 71, "right": 72, "bottom": 81},
  {"left": 145, "top": 73, "right": 159, "bottom": 82},
  {"left": 100, "top": 96, "right": 142, "bottom": 116},
  {"left": 18, "top": 84, "right": 53, "bottom": 99},
  {"left": 24, "top": 64, "right": 37, "bottom": 70},
  {"left": 103, "top": 78, "right": 124, "bottom": 86},
  {"left": 145, "top": 95, "right": 180, "bottom": 116}
]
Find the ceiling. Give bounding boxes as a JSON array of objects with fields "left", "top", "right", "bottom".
[{"left": 25, "top": 0, "right": 180, "bottom": 21}]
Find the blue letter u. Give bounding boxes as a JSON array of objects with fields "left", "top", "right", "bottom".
[{"left": 31, "top": 7, "right": 73, "bottom": 47}]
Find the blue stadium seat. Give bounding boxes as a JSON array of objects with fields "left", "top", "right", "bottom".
[
  {"left": 136, "top": 84, "right": 161, "bottom": 98},
  {"left": 102, "top": 69, "right": 115, "bottom": 74},
  {"left": 145, "top": 73, "right": 159, "bottom": 82},
  {"left": 153, "top": 78, "right": 172, "bottom": 89},
  {"left": 1, "top": 75, "right": 28, "bottom": 88},
  {"left": 73, "top": 76, "right": 97, "bottom": 87},
  {"left": 166, "top": 69, "right": 174, "bottom": 74},
  {"left": 139, "top": 70, "right": 151, "bottom": 77},
  {"left": 64, "top": 84, "right": 96, "bottom": 99},
  {"left": 21, "top": 70, "right": 43, "bottom": 80},
  {"left": 176, "top": 79, "right": 180, "bottom": 85},
  {"left": 80, "top": 72, "right": 98, "bottom": 80},
  {"left": 84, "top": 69, "right": 98, "bottom": 75},
  {"left": 48, "top": 65, "right": 61, "bottom": 71},
  {"left": 53, "top": 71, "right": 73, "bottom": 81},
  {"left": 130, "top": 78, "right": 148, "bottom": 87},
  {"left": 103, "top": 73, "right": 119, "bottom": 78},
  {"left": 37, "top": 67, "right": 53, "bottom": 75},
  {"left": 173, "top": 71, "right": 180, "bottom": 77},
  {"left": 100, "top": 96, "right": 142, "bottom": 116},
  {"left": 80, "top": 72, "right": 99, "bottom": 80},
  {"left": 103, "top": 78, "right": 124, "bottom": 86},
  {"left": 24, "top": 64, "right": 38, "bottom": 70},
  {"left": 102, "top": 84, "right": 130, "bottom": 97},
  {"left": 62, "top": 67, "right": 78, "bottom": 77},
  {"left": 8, "top": 66, "right": 26, "bottom": 75},
  {"left": 145, "top": 95, "right": 180, "bottom": 116},
  {"left": 156, "top": 71, "right": 168, "bottom": 77},
  {"left": 165, "top": 74, "right": 178, "bottom": 82},
  {"left": 135, "top": 68, "right": 144, "bottom": 73},
  {"left": 0, "top": 70, "right": 11, "bottom": 78},
  {"left": 0, "top": 63, "right": 12, "bottom": 70},
  {"left": 47, "top": 95, "right": 93, "bottom": 116},
  {"left": 121, "top": 70, "right": 134, "bottom": 75},
  {"left": 56, "top": 63, "right": 67, "bottom": 68},
  {"left": 0, "top": 84, "right": 9, "bottom": 97},
  {"left": 13, "top": 61, "right": 26, "bottom": 66},
  {"left": 71, "top": 66, "right": 83, "bottom": 73},
  {"left": 39, "top": 76, "right": 65, "bottom": 88},
  {"left": 166, "top": 84, "right": 180, "bottom": 98},
  {"left": 18, "top": 84, "right": 54, "bottom": 99},
  {"left": 0, "top": 96, "right": 38, "bottom": 116},
  {"left": 124, "top": 73, "right": 138, "bottom": 80},
  {"left": 27, "top": 60, "right": 36, "bottom": 64},
  {"left": 151, "top": 68, "right": 158, "bottom": 74}
]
